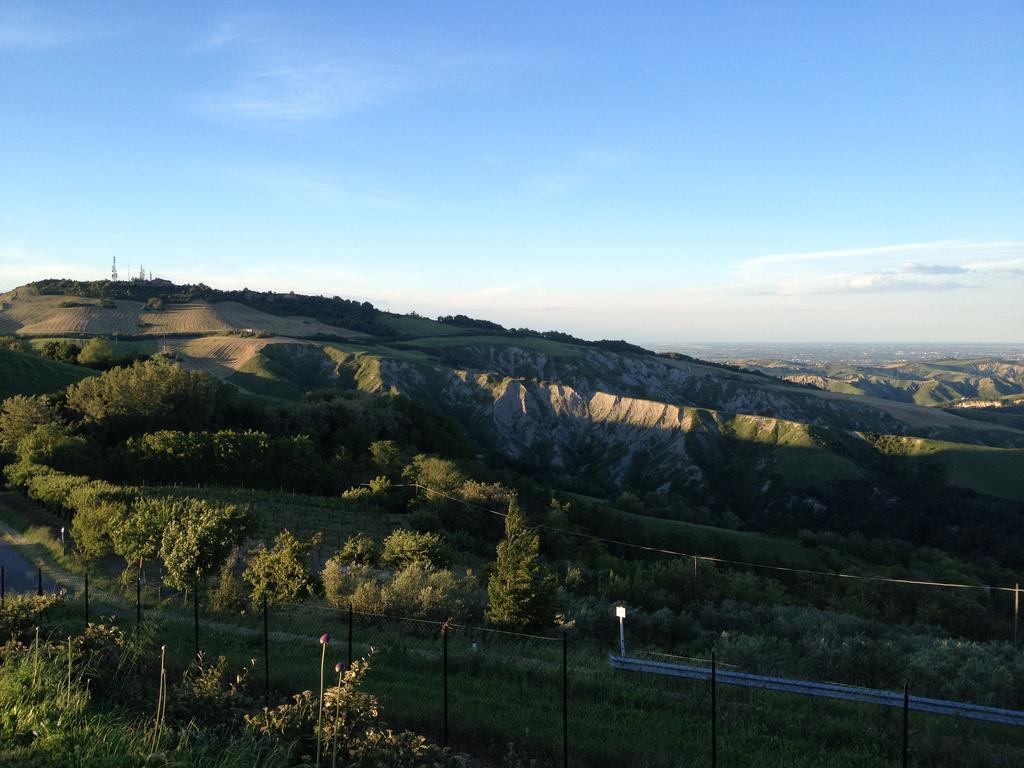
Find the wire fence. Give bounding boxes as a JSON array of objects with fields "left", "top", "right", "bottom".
[{"left": 5, "top": 571, "right": 1024, "bottom": 768}]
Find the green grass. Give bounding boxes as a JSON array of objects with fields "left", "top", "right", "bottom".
[
  {"left": 30, "top": 600, "right": 1024, "bottom": 768},
  {"left": 26, "top": 337, "right": 160, "bottom": 357},
  {"left": 565, "top": 493, "right": 821, "bottom": 567},
  {"left": 402, "top": 334, "right": 585, "bottom": 358},
  {"left": 876, "top": 436, "right": 1024, "bottom": 503},
  {"left": 726, "top": 415, "right": 864, "bottom": 487},
  {"left": 144, "top": 485, "right": 406, "bottom": 548},
  {"left": 0, "top": 346, "right": 96, "bottom": 400}
]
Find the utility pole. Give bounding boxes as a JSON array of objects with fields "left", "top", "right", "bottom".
[
  {"left": 1015, "top": 583, "right": 1020, "bottom": 651},
  {"left": 111, "top": 256, "right": 118, "bottom": 281}
]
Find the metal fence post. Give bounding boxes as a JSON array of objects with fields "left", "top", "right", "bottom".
[
  {"left": 136, "top": 575, "right": 142, "bottom": 626},
  {"left": 442, "top": 622, "right": 449, "bottom": 748},
  {"left": 562, "top": 629, "right": 569, "bottom": 768},
  {"left": 711, "top": 651, "right": 717, "bottom": 768},
  {"left": 1014, "top": 583, "right": 1020, "bottom": 651},
  {"left": 193, "top": 583, "right": 199, "bottom": 657},
  {"left": 902, "top": 682, "right": 909, "bottom": 768},
  {"left": 348, "top": 603, "right": 353, "bottom": 668},
  {"left": 84, "top": 571, "right": 89, "bottom": 626},
  {"left": 263, "top": 592, "right": 270, "bottom": 704},
  {"left": 1, "top": 565, "right": 4, "bottom": 608},
  {"left": 37, "top": 566, "right": 42, "bottom": 596},
  {"left": 693, "top": 556, "right": 698, "bottom": 603}
]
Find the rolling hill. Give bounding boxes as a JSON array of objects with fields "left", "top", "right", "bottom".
[
  {"left": 733, "top": 358, "right": 1024, "bottom": 406},
  {"left": 0, "top": 346, "right": 96, "bottom": 400},
  {"left": 4, "top": 279, "right": 1024, "bottom": 505}
]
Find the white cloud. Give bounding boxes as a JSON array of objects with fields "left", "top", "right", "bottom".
[
  {"left": 730, "top": 240, "right": 1024, "bottom": 297},
  {"left": 0, "top": 246, "right": 105, "bottom": 289},
  {"left": 196, "top": 14, "right": 515, "bottom": 122},
  {"left": 735, "top": 239, "right": 1020, "bottom": 275},
  {"left": 901, "top": 262, "right": 969, "bottom": 275}
]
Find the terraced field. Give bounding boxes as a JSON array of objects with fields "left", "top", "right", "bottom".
[
  {"left": 212, "top": 301, "right": 369, "bottom": 338},
  {"left": 138, "top": 303, "right": 230, "bottom": 335},
  {"left": 162, "top": 336, "right": 294, "bottom": 378},
  {"left": 0, "top": 291, "right": 368, "bottom": 339}
]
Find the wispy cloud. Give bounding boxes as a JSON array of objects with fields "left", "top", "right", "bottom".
[
  {"left": 734, "top": 240, "right": 1018, "bottom": 274},
  {"left": 731, "top": 239, "right": 1024, "bottom": 296},
  {"left": 211, "top": 163, "right": 417, "bottom": 212},
  {"left": 0, "top": 246, "right": 105, "bottom": 289},
  {"left": 902, "top": 262, "right": 969, "bottom": 275},
  {"left": 0, "top": 5, "right": 78, "bottom": 51},
  {"left": 196, "top": 13, "right": 515, "bottom": 121}
]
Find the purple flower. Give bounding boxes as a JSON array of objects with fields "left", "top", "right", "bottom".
[
  {"left": 320, "top": 633, "right": 330, "bottom": 645},
  {"left": 335, "top": 662, "right": 343, "bottom": 673}
]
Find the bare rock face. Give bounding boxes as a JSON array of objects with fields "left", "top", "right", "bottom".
[{"left": 347, "top": 343, "right": 1024, "bottom": 491}]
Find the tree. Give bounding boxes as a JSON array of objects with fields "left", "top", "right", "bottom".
[
  {"left": 77, "top": 337, "right": 115, "bottom": 368},
  {"left": 70, "top": 498, "right": 122, "bottom": 565},
  {"left": 109, "top": 497, "right": 174, "bottom": 580},
  {"left": 40, "top": 340, "right": 81, "bottom": 364},
  {"left": 0, "top": 395, "right": 59, "bottom": 455},
  {"left": 15, "top": 423, "right": 94, "bottom": 475},
  {"left": 337, "top": 533, "right": 378, "bottom": 566},
  {"left": 65, "top": 359, "right": 227, "bottom": 438},
  {"left": 160, "top": 498, "right": 251, "bottom": 592},
  {"left": 380, "top": 529, "right": 443, "bottom": 570},
  {"left": 243, "top": 529, "right": 321, "bottom": 607},
  {"left": 486, "top": 498, "right": 556, "bottom": 630}
]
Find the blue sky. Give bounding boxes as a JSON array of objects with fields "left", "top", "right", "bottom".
[{"left": 1, "top": 1, "right": 1021, "bottom": 342}]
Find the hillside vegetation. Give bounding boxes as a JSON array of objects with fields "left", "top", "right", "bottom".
[
  {"left": 0, "top": 346, "right": 96, "bottom": 399},
  {"left": 3, "top": 332, "right": 1024, "bottom": 765},
  {"left": 737, "top": 357, "right": 1024, "bottom": 407}
]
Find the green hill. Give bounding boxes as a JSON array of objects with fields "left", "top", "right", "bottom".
[{"left": 0, "top": 346, "right": 96, "bottom": 399}]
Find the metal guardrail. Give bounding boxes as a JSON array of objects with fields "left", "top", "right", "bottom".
[{"left": 610, "top": 654, "right": 1024, "bottom": 728}]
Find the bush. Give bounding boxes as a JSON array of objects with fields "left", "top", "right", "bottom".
[
  {"left": 380, "top": 529, "right": 444, "bottom": 570},
  {"left": 338, "top": 533, "right": 378, "bottom": 566},
  {"left": 322, "top": 560, "right": 377, "bottom": 609},
  {"left": 0, "top": 593, "right": 65, "bottom": 641},
  {"left": 77, "top": 337, "right": 114, "bottom": 368},
  {"left": 0, "top": 395, "right": 59, "bottom": 455},
  {"left": 209, "top": 548, "right": 248, "bottom": 614},
  {"left": 243, "top": 530, "right": 322, "bottom": 607}
]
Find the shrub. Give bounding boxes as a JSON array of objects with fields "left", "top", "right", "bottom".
[
  {"left": 0, "top": 395, "right": 59, "bottom": 455},
  {"left": 322, "top": 561, "right": 377, "bottom": 609},
  {"left": 0, "top": 593, "right": 65, "bottom": 642},
  {"left": 243, "top": 530, "right": 322, "bottom": 607},
  {"left": 338, "top": 533, "right": 378, "bottom": 566},
  {"left": 380, "top": 529, "right": 444, "bottom": 570},
  {"left": 209, "top": 548, "right": 248, "bottom": 613},
  {"left": 245, "top": 656, "right": 465, "bottom": 767},
  {"left": 77, "top": 337, "right": 114, "bottom": 368},
  {"left": 160, "top": 498, "right": 251, "bottom": 591}
]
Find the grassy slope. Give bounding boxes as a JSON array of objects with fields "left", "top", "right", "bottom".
[
  {"left": 877, "top": 436, "right": 1024, "bottom": 503},
  {"left": 564, "top": 492, "right": 821, "bottom": 566},
  {"left": 727, "top": 415, "right": 864, "bottom": 487},
  {"left": 0, "top": 346, "right": 96, "bottom": 399}
]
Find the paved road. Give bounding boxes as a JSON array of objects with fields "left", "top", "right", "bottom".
[{"left": 0, "top": 537, "right": 61, "bottom": 595}]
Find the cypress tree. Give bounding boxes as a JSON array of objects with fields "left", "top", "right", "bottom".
[{"left": 486, "top": 497, "right": 556, "bottom": 630}]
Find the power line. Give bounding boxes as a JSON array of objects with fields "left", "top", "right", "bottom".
[{"left": 399, "top": 483, "right": 1020, "bottom": 595}]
